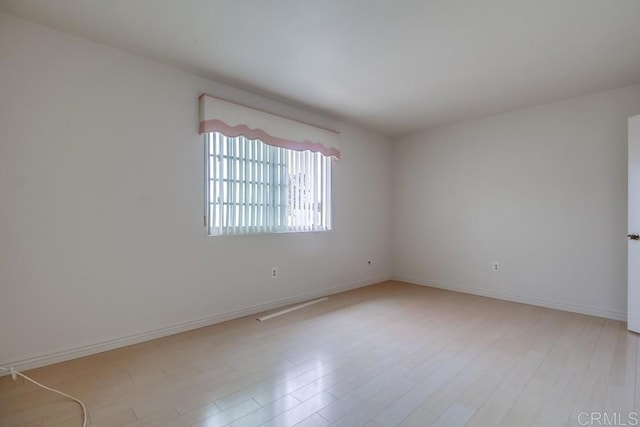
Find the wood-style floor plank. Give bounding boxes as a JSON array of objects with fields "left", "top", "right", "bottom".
[{"left": 1, "top": 281, "right": 637, "bottom": 427}]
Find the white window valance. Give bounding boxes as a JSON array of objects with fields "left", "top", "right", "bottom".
[{"left": 199, "top": 94, "right": 341, "bottom": 159}]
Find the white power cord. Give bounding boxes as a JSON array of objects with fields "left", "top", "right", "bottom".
[{"left": 0, "top": 366, "right": 87, "bottom": 427}]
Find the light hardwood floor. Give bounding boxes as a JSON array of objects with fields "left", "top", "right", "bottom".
[{"left": 1, "top": 281, "right": 637, "bottom": 427}]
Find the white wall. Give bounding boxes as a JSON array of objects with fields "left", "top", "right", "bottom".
[
  {"left": 392, "top": 84, "right": 640, "bottom": 320},
  {"left": 0, "top": 13, "right": 391, "bottom": 368}
]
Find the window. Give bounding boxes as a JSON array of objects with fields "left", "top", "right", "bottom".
[
  {"left": 199, "top": 94, "right": 339, "bottom": 236},
  {"left": 205, "top": 132, "right": 332, "bottom": 235}
]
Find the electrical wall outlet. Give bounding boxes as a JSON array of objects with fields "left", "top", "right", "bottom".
[
  {"left": 271, "top": 267, "right": 278, "bottom": 278},
  {"left": 492, "top": 262, "right": 500, "bottom": 272}
]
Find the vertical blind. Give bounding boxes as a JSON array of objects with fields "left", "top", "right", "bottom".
[{"left": 206, "top": 132, "right": 331, "bottom": 235}]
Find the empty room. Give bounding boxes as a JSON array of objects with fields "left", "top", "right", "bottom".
[{"left": 2, "top": 1, "right": 640, "bottom": 426}]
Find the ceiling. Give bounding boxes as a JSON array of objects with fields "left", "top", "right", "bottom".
[{"left": 1, "top": 0, "right": 640, "bottom": 136}]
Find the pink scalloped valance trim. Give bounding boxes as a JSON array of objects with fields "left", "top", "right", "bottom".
[{"left": 200, "top": 119, "right": 340, "bottom": 159}]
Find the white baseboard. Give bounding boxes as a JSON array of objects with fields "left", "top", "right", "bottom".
[
  {"left": 1, "top": 275, "right": 389, "bottom": 375},
  {"left": 391, "top": 275, "right": 627, "bottom": 322}
]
